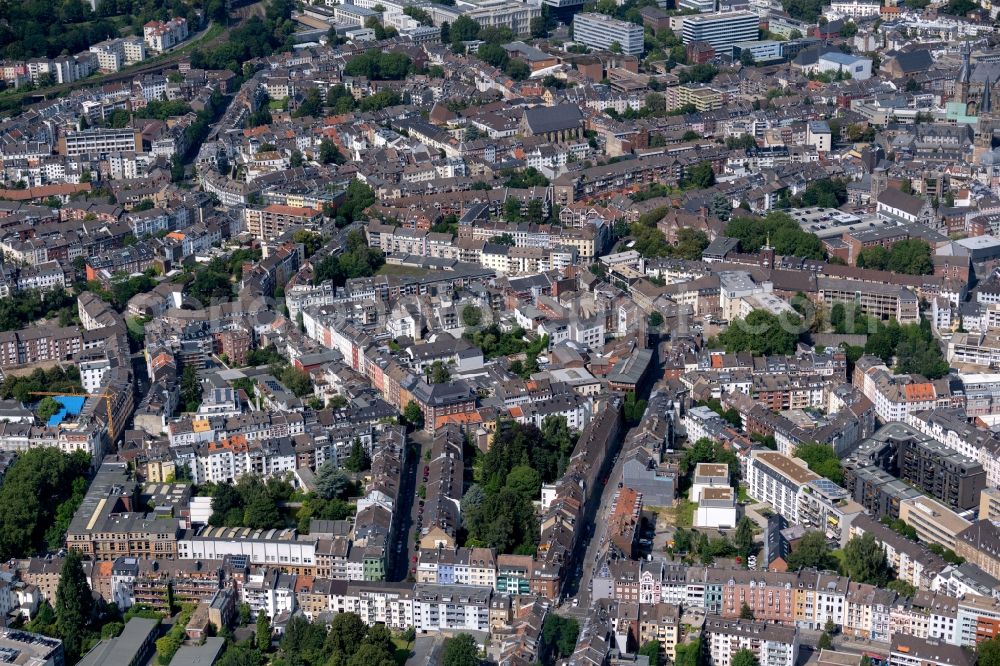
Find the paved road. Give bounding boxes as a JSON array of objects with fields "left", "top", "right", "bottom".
[
  {"left": 389, "top": 430, "right": 428, "bottom": 582},
  {"left": 571, "top": 433, "right": 632, "bottom": 609}
]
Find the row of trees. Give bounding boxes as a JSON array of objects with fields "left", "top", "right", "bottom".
[
  {"left": 206, "top": 475, "right": 294, "bottom": 529},
  {"left": 837, "top": 315, "right": 950, "bottom": 380},
  {"left": 716, "top": 310, "right": 802, "bottom": 357},
  {"left": 725, "top": 211, "right": 826, "bottom": 259},
  {"left": 856, "top": 238, "right": 933, "bottom": 275},
  {"left": 313, "top": 230, "right": 385, "bottom": 288},
  {"left": 0, "top": 448, "right": 91, "bottom": 561},
  {"left": 0, "top": 288, "right": 76, "bottom": 332},
  {"left": 464, "top": 418, "right": 574, "bottom": 554},
  {"left": 0, "top": 366, "right": 83, "bottom": 403},
  {"left": 630, "top": 209, "right": 710, "bottom": 260},
  {"left": 671, "top": 518, "right": 755, "bottom": 564}
]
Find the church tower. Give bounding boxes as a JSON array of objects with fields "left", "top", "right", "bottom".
[
  {"left": 957, "top": 42, "right": 972, "bottom": 106},
  {"left": 975, "top": 76, "right": 998, "bottom": 160}
]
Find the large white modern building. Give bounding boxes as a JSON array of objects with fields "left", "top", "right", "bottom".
[
  {"left": 681, "top": 11, "right": 760, "bottom": 55},
  {"left": 572, "top": 12, "right": 645, "bottom": 56},
  {"left": 746, "top": 450, "right": 820, "bottom": 524}
]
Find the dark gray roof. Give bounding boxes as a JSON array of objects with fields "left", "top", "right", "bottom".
[
  {"left": 523, "top": 104, "right": 583, "bottom": 134},
  {"left": 890, "top": 50, "right": 933, "bottom": 75}
]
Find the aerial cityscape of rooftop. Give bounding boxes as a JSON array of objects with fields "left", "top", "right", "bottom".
[{"left": 4, "top": 0, "right": 1000, "bottom": 664}]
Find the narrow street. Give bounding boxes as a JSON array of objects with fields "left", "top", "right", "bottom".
[{"left": 388, "top": 429, "right": 426, "bottom": 582}]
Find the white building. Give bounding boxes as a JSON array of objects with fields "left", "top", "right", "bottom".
[
  {"left": 746, "top": 450, "right": 820, "bottom": 525},
  {"left": 681, "top": 11, "right": 760, "bottom": 56},
  {"left": 572, "top": 13, "right": 645, "bottom": 56},
  {"left": 412, "top": 584, "right": 491, "bottom": 633},
  {"left": 704, "top": 616, "right": 799, "bottom": 666},
  {"left": 242, "top": 568, "right": 297, "bottom": 621},
  {"left": 695, "top": 486, "right": 737, "bottom": 528},
  {"left": 178, "top": 526, "right": 316, "bottom": 569}
]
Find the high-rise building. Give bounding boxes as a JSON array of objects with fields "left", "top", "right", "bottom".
[
  {"left": 572, "top": 13, "right": 645, "bottom": 56},
  {"left": 681, "top": 11, "right": 760, "bottom": 55}
]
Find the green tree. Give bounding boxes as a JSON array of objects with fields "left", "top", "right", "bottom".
[
  {"left": 682, "top": 161, "right": 715, "bottom": 189},
  {"left": 639, "top": 641, "right": 662, "bottom": 666},
  {"left": 256, "top": 611, "right": 271, "bottom": 652},
  {"left": 785, "top": 530, "right": 838, "bottom": 571},
  {"left": 279, "top": 366, "right": 313, "bottom": 397},
  {"left": 462, "top": 305, "right": 482, "bottom": 327},
  {"left": 675, "top": 639, "right": 702, "bottom": 666},
  {"left": 315, "top": 462, "right": 351, "bottom": 500},
  {"left": 739, "top": 602, "right": 755, "bottom": 619},
  {"left": 55, "top": 551, "right": 93, "bottom": 660},
  {"left": 794, "top": 443, "right": 843, "bottom": 485},
  {"left": 36, "top": 396, "right": 61, "bottom": 421},
  {"left": 506, "top": 465, "right": 542, "bottom": 501},
  {"left": 403, "top": 401, "right": 424, "bottom": 428},
  {"left": 977, "top": 635, "right": 1000, "bottom": 666},
  {"left": 734, "top": 516, "right": 754, "bottom": 558},
  {"left": 842, "top": 534, "right": 892, "bottom": 586},
  {"left": 442, "top": 633, "right": 480, "bottom": 666},
  {"left": 243, "top": 493, "right": 282, "bottom": 529},
  {"left": 325, "top": 612, "right": 367, "bottom": 656},
  {"left": 181, "top": 365, "right": 201, "bottom": 412},
  {"left": 717, "top": 310, "right": 801, "bottom": 356},
  {"left": 0, "top": 448, "right": 89, "bottom": 560},
  {"left": 818, "top": 633, "right": 833, "bottom": 650},
  {"left": 732, "top": 648, "right": 759, "bottom": 666},
  {"left": 319, "top": 138, "right": 342, "bottom": 165},
  {"left": 427, "top": 361, "right": 451, "bottom": 384},
  {"left": 345, "top": 439, "right": 371, "bottom": 472}
]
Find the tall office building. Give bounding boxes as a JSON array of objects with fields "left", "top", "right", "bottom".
[
  {"left": 572, "top": 13, "right": 645, "bottom": 56},
  {"left": 681, "top": 11, "right": 760, "bottom": 55}
]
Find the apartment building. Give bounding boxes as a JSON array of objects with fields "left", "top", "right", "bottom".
[
  {"left": 955, "top": 594, "right": 1000, "bottom": 646},
  {"left": 853, "top": 356, "right": 945, "bottom": 423},
  {"left": 844, "top": 582, "right": 896, "bottom": 641},
  {"left": 180, "top": 436, "right": 297, "bottom": 485},
  {"left": 850, "top": 515, "right": 949, "bottom": 590},
  {"left": 890, "top": 592, "right": 959, "bottom": 644},
  {"left": 0, "top": 326, "right": 82, "bottom": 368},
  {"left": 244, "top": 205, "right": 322, "bottom": 240},
  {"left": 58, "top": 128, "right": 142, "bottom": 157},
  {"left": 572, "top": 13, "right": 645, "bottom": 56},
  {"left": 412, "top": 584, "right": 491, "bottom": 634},
  {"left": 703, "top": 615, "right": 799, "bottom": 666},
  {"left": 746, "top": 450, "right": 820, "bottom": 525},
  {"left": 907, "top": 408, "right": 1000, "bottom": 489},
  {"left": 638, "top": 603, "right": 681, "bottom": 661},
  {"left": 980, "top": 488, "right": 1000, "bottom": 522},
  {"left": 955, "top": 521, "right": 1000, "bottom": 581},
  {"left": 66, "top": 464, "right": 180, "bottom": 561},
  {"left": 819, "top": 277, "right": 919, "bottom": 325},
  {"left": 796, "top": 478, "right": 865, "bottom": 547},
  {"left": 681, "top": 12, "right": 760, "bottom": 55},
  {"left": 415, "top": 547, "right": 498, "bottom": 588},
  {"left": 947, "top": 332, "right": 1000, "bottom": 367},
  {"left": 899, "top": 497, "right": 972, "bottom": 552},
  {"left": 891, "top": 635, "right": 972, "bottom": 666},
  {"left": 177, "top": 526, "right": 317, "bottom": 574},
  {"left": 143, "top": 17, "right": 189, "bottom": 52}
]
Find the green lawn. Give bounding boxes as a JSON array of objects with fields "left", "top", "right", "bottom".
[
  {"left": 667, "top": 500, "right": 696, "bottom": 528},
  {"left": 126, "top": 315, "right": 148, "bottom": 339},
  {"left": 391, "top": 636, "right": 413, "bottom": 665}
]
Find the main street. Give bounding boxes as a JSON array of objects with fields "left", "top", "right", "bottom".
[{"left": 562, "top": 428, "right": 634, "bottom": 614}]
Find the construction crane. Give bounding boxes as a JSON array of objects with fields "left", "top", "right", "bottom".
[{"left": 30, "top": 391, "right": 120, "bottom": 442}]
